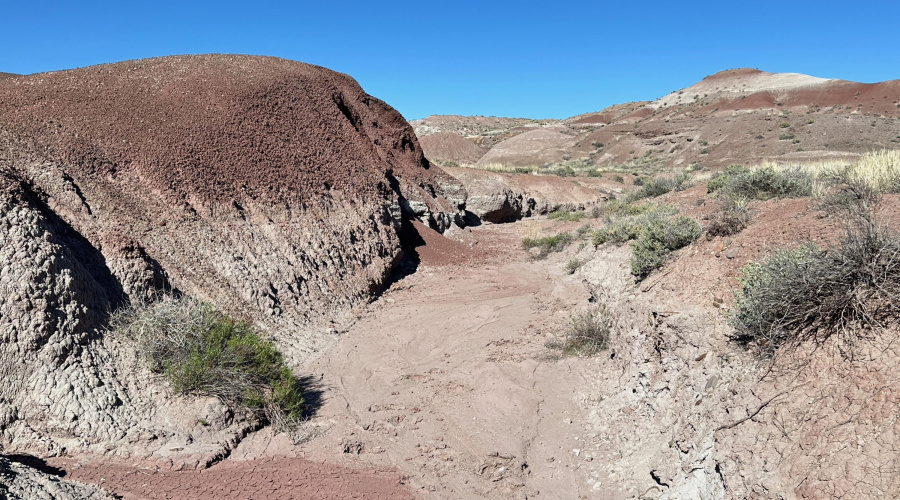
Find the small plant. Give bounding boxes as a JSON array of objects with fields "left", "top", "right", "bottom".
[
  {"left": 548, "top": 210, "right": 585, "bottom": 222},
  {"left": 700, "top": 148, "right": 710, "bottom": 154},
  {"left": 548, "top": 306, "right": 613, "bottom": 356},
  {"left": 522, "top": 232, "right": 573, "bottom": 259},
  {"left": 780, "top": 122, "right": 791, "bottom": 128},
  {"left": 630, "top": 213, "right": 702, "bottom": 279},
  {"left": 112, "top": 296, "right": 305, "bottom": 428},
  {"left": 612, "top": 174, "right": 625, "bottom": 183},
  {"left": 730, "top": 215, "right": 900, "bottom": 357},
  {"left": 565, "top": 259, "right": 582, "bottom": 275},
  {"left": 633, "top": 176, "right": 645, "bottom": 186},
  {"left": 779, "top": 133, "right": 795, "bottom": 140},
  {"left": 707, "top": 165, "right": 812, "bottom": 200},
  {"left": 706, "top": 197, "right": 752, "bottom": 237}
]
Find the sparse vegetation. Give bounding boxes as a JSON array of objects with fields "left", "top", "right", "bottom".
[
  {"left": 707, "top": 164, "right": 813, "bottom": 200},
  {"left": 547, "top": 306, "right": 613, "bottom": 356},
  {"left": 706, "top": 197, "right": 752, "bottom": 237},
  {"left": 625, "top": 172, "right": 692, "bottom": 202},
  {"left": 730, "top": 214, "right": 900, "bottom": 357},
  {"left": 592, "top": 203, "right": 700, "bottom": 279},
  {"left": 612, "top": 174, "right": 625, "bottom": 183},
  {"left": 112, "top": 295, "right": 305, "bottom": 428},
  {"left": 522, "top": 232, "right": 574, "bottom": 259},
  {"left": 548, "top": 210, "right": 585, "bottom": 222},
  {"left": 565, "top": 258, "right": 582, "bottom": 275},
  {"left": 630, "top": 213, "right": 702, "bottom": 279}
]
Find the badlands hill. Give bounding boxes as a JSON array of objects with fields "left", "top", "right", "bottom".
[
  {"left": 413, "top": 68, "right": 900, "bottom": 169},
  {"left": 0, "top": 54, "right": 468, "bottom": 493}
]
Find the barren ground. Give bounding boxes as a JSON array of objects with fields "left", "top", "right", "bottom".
[{"left": 51, "top": 220, "right": 608, "bottom": 499}]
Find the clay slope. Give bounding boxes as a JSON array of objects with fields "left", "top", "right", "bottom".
[
  {"left": 416, "top": 68, "right": 900, "bottom": 171},
  {"left": 0, "top": 54, "right": 464, "bottom": 464},
  {"left": 417, "top": 131, "right": 487, "bottom": 165}
]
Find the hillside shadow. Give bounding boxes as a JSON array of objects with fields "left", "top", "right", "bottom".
[{"left": 3, "top": 454, "right": 66, "bottom": 477}]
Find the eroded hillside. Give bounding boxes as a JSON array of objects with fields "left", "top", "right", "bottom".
[{"left": 413, "top": 68, "right": 900, "bottom": 171}]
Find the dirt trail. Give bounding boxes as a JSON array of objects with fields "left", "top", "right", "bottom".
[
  {"left": 51, "top": 222, "right": 605, "bottom": 499},
  {"left": 290, "top": 223, "right": 604, "bottom": 499}
]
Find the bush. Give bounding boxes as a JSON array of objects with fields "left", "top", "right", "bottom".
[
  {"left": 625, "top": 172, "right": 693, "bottom": 202},
  {"left": 612, "top": 174, "right": 625, "bottom": 183},
  {"left": 707, "top": 165, "right": 812, "bottom": 200},
  {"left": 630, "top": 214, "right": 702, "bottom": 279},
  {"left": 548, "top": 210, "right": 585, "bottom": 222},
  {"left": 522, "top": 232, "right": 573, "bottom": 259},
  {"left": 112, "top": 296, "right": 305, "bottom": 427},
  {"left": 565, "top": 258, "right": 582, "bottom": 275},
  {"left": 730, "top": 217, "right": 900, "bottom": 356},
  {"left": 592, "top": 204, "right": 677, "bottom": 246},
  {"left": 548, "top": 306, "right": 613, "bottom": 356},
  {"left": 592, "top": 203, "right": 700, "bottom": 279},
  {"left": 706, "top": 197, "right": 752, "bottom": 237}
]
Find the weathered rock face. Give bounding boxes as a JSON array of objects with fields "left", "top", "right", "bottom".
[
  {"left": 0, "top": 55, "right": 465, "bottom": 461},
  {"left": 0, "top": 456, "right": 114, "bottom": 499},
  {"left": 442, "top": 166, "right": 606, "bottom": 223}
]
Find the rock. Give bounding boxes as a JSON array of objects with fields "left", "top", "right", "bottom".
[
  {"left": 0, "top": 55, "right": 467, "bottom": 463},
  {"left": 724, "top": 247, "right": 741, "bottom": 259},
  {"left": 0, "top": 457, "right": 115, "bottom": 499}
]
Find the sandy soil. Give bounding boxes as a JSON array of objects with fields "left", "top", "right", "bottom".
[{"left": 290, "top": 222, "right": 605, "bottom": 498}]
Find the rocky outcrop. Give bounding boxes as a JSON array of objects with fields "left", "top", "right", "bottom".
[
  {"left": 0, "top": 55, "right": 465, "bottom": 462},
  {"left": 442, "top": 166, "right": 607, "bottom": 223},
  {"left": 0, "top": 456, "right": 114, "bottom": 499}
]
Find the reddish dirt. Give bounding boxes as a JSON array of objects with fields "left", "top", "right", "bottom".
[
  {"left": 49, "top": 457, "right": 414, "bottom": 500},
  {"left": 417, "top": 132, "right": 486, "bottom": 165},
  {"left": 406, "top": 220, "right": 478, "bottom": 267},
  {"left": 418, "top": 69, "right": 900, "bottom": 172},
  {"left": 0, "top": 55, "right": 441, "bottom": 207}
]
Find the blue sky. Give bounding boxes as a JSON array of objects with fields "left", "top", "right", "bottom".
[{"left": 3, "top": 1, "right": 898, "bottom": 119}]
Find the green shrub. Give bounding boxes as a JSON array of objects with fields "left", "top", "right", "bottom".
[
  {"left": 707, "top": 165, "right": 812, "bottom": 200},
  {"left": 112, "top": 296, "right": 305, "bottom": 427},
  {"left": 706, "top": 197, "right": 752, "bottom": 237},
  {"left": 612, "top": 174, "right": 625, "bottom": 183},
  {"left": 548, "top": 210, "right": 585, "bottom": 222},
  {"left": 592, "top": 203, "right": 676, "bottom": 245},
  {"left": 522, "top": 232, "right": 573, "bottom": 259},
  {"left": 730, "top": 217, "right": 900, "bottom": 356},
  {"left": 548, "top": 306, "right": 613, "bottom": 356},
  {"left": 630, "top": 214, "right": 702, "bottom": 279},
  {"left": 565, "top": 258, "right": 582, "bottom": 274},
  {"left": 626, "top": 172, "right": 693, "bottom": 202}
]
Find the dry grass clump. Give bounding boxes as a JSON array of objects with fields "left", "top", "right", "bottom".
[
  {"left": 112, "top": 295, "right": 305, "bottom": 429},
  {"left": 522, "top": 232, "right": 573, "bottom": 259},
  {"left": 706, "top": 197, "right": 752, "bottom": 237},
  {"left": 547, "top": 209, "right": 586, "bottom": 222},
  {"left": 547, "top": 306, "right": 613, "bottom": 356},
  {"left": 625, "top": 172, "right": 693, "bottom": 202},
  {"left": 730, "top": 214, "right": 900, "bottom": 358}
]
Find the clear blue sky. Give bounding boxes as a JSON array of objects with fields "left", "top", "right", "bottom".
[{"left": 3, "top": 1, "right": 898, "bottom": 120}]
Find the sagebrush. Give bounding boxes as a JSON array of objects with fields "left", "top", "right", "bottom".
[
  {"left": 112, "top": 295, "right": 305, "bottom": 428},
  {"left": 730, "top": 215, "right": 900, "bottom": 357}
]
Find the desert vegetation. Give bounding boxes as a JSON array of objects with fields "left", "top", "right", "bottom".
[
  {"left": 521, "top": 231, "right": 574, "bottom": 259},
  {"left": 112, "top": 295, "right": 305, "bottom": 428},
  {"left": 546, "top": 306, "right": 613, "bottom": 356},
  {"left": 591, "top": 203, "right": 701, "bottom": 279},
  {"left": 730, "top": 214, "right": 900, "bottom": 357}
]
